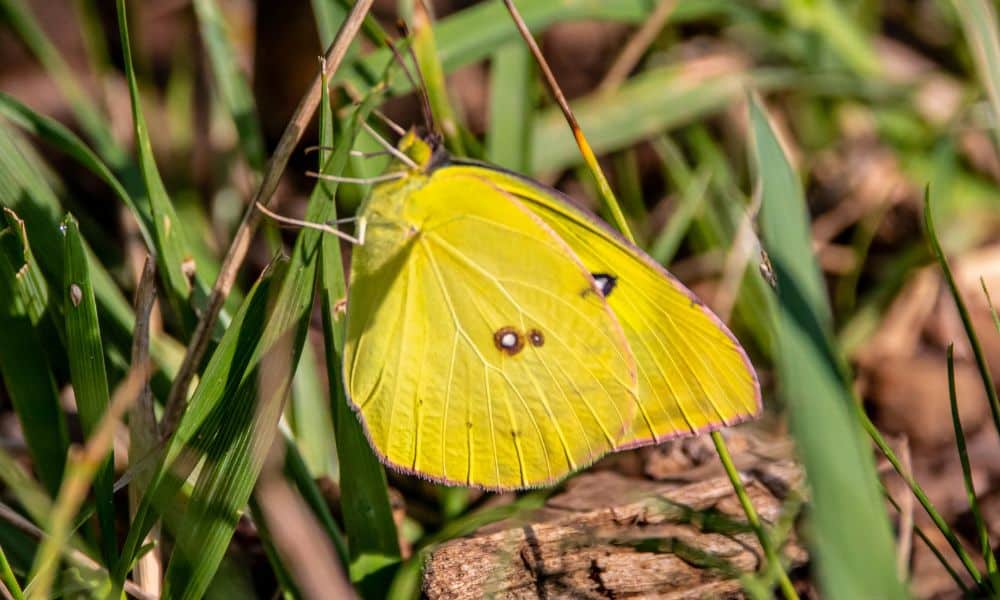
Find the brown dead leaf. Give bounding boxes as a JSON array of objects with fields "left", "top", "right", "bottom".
[{"left": 868, "top": 352, "right": 989, "bottom": 450}]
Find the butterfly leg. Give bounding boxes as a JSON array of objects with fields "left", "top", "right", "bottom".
[{"left": 255, "top": 202, "right": 366, "bottom": 245}]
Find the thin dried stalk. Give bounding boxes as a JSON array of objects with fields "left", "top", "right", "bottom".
[
  {"left": 0, "top": 502, "right": 152, "bottom": 600},
  {"left": 26, "top": 368, "right": 147, "bottom": 600},
  {"left": 128, "top": 256, "right": 161, "bottom": 597},
  {"left": 598, "top": 0, "right": 677, "bottom": 93}
]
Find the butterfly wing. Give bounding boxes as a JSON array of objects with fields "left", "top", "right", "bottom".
[
  {"left": 444, "top": 164, "right": 762, "bottom": 446},
  {"left": 344, "top": 171, "right": 641, "bottom": 489}
]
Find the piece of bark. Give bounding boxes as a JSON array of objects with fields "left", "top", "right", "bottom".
[{"left": 423, "top": 469, "right": 806, "bottom": 599}]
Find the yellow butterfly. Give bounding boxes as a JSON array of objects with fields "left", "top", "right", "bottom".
[{"left": 343, "top": 132, "right": 760, "bottom": 490}]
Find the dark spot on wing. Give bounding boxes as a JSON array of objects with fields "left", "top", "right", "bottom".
[
  {"left": 493, "top": 326, "right": 524, "bottom": 355},
  {"left": 591, "top": 273, "right": 617, "bottom": 297},
  {"left": 528, "top": 329, "right": 544, "bottom": 347}
]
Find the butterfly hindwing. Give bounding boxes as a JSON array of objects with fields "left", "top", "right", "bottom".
[
  {"left": 444, "top": 164, "right": 762, "bottom": 446},
  {"left": 344, "top": 171, "right": 641, "bottom": 489}
]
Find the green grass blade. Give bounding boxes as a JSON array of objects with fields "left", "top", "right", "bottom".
[
  {"left": 0, "top": 93, "right": 154, "bottom": 249},
  {"left": 326, "top": 354, "right": 401, "bottom": 565},
  {"left": 612, "top": 149, "right": 647, "bottom": 224},
  {"left": 884, "top": 488, "right": 970, "bottom": 593},
  {"left": 159, "top": 286, "right": 290, "bottom": 595},
  {"left": 0, "top": 447, "right": 58, "bottom": 531},
  {"left": 0, "top": 209, "right": 49, "bottom": 328},
  {"left": 0, "top": 123, "right": 107, "bottom": 321},
  {"left": 487, "top": 41, "right": 533, "bottom": 171},
  {"left": 285, "top": 62, "right": 351, "bottom": 573},
  {"left": 983, "top": 278, "right": 1000, "bottom": 332},
  {"left": 407, "top": 2, "right": 467, "bottom": 154},
  {"left": 385, "top": 550, "right": 427, "bottom": 600},
  {"left": 859, "top": 404, "right": 984, "bottom": 585},
  {"left": 0, "top": 0, "right": 122, "bottom": 165},
  {"left": 316, "top": 75, "right": 399, "bottom": 577},
  {"left": 159, "top": 90, "right": 383, "bottom": 600},
  {"left": 61, "top": 214, "right": 116, "bottom": 566},
  {"left": 310, "top": 0, "right": 348, "bottom": 47},
  {"left": 751, "top": 95, "right": 906, "bottom": 599},
  {"left": 323, "top": 72, "right": 400, "bottom": 572},
  {"left": 310, "top": 0, "right": 381, "bottom": 90},
  {"left": 648, "top": 168, "right": 710, "bottom": 265},
  {"left": 924, "top": 192, "right": 1000, "bottom": 441},
  {"left": 710, "top": 435, "right": 798, "bottom": 599},
  {"left": 343, "top": 0, "right": 658, "bottom": 96},
  {"left": 0, "top": 120, "right": 185, "bottom": 382},
  {"left": 914, "top": 523, "right": 970, "bottom": 593},
  {"left": 0, "top": 536, "right": 23, "bottom": 600},
  {"left": 130, "top": 261, "right": 281, "bottom": 597},
  {"left": 531, "top": 66, "right": 795, "bottom": 174},
  {"left": 287, "top": 77, "right": 335, "bottom": 480},
  {"left": 73, "top": 0, "right": 113, "bottom": 84},
  {"left": 0, "top": 212, "right": 69, "bottom": 496},
  {"left": 953, "top": 0, "right": 1000, "bottom": 150},
  {"left": 781, "top": 0, "right": 880, "bottom": 77},
  {"left": 288, "top": 341, "right": 337, "bottom": 479},
  {"left": 192, "top": 0, "right": 266, "bottom": 171},
  {"left": 654, "top": 131, "right": 775, "bottom": 357},
  {"left": 947, "top": 344, "right": 997, "bottom": 579},
  {"left": 115, "top": 0, "right": 199, "bottom": 328},
  {"left": 113, "top": 262, "right": 279, "bottom": 593}
]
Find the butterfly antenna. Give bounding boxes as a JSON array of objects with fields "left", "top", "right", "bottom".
[
  {"left": 384, "top": 35, "right": 422, "bottom": 103},
  {"left": 393, "top": 19, "right": 438, "bottom": 136}
]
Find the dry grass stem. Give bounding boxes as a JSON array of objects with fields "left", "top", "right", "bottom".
[
  {"left": 501, "top": 0, "right": 633, "bottom": 243},
  {"left": 27, "top": 367, "right": 146, "bottom": 599},
  {"left": 598, "top": 0, "right": 677, "bottom": 93},
  {"left": 0, "top": 502, "right": 152, "bottom": 600},
  {"left": 256, "top": 454, "right": 355, "bottom": 600},
  {"left": 128, "top": 256, "right": 161, "bottom": 596}
]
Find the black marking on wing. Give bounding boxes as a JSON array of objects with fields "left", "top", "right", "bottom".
[{"left": 591, "top": 273, "right": 618, "bottom": 298}]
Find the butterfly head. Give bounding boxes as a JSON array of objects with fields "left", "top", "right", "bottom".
[{"left": 397, "top": 128, "right": 448, "bottom": 173}]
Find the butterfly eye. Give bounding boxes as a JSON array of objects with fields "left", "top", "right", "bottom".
[
  {"left": 493, "top": 327, "right": 524, "bottom": 355},
  {"left": 591, "top": 273, "right": 617, "bottom": 297}
]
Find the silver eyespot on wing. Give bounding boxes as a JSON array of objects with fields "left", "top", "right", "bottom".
[{"left": 493, "top": 326, "right": 524, "bottom": 355}]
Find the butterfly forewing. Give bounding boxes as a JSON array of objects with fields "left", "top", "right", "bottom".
[
  {"left": 445, "top": 165, "right": 762, "bottom": 446},
  {"left": 344, "top": 172, "right": 641, "bottom": 489}
]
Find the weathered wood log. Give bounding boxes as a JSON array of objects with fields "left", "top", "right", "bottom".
[{"left": 424, "top": 464, "right": 806, "bottom": 599}]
